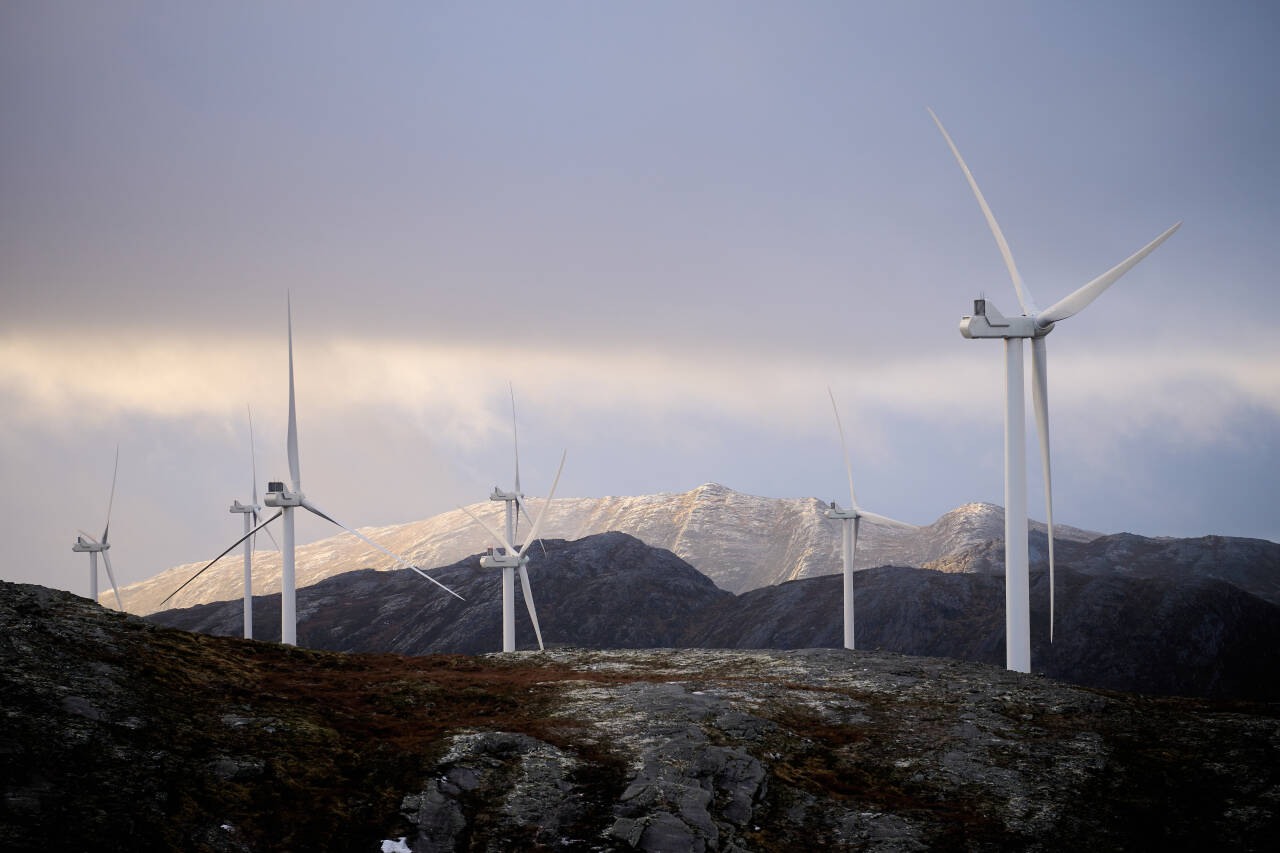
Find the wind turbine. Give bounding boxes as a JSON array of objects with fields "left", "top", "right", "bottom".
[
  {"left": 461, "top": 449, "right": 566, "bottom": 652},
  {"left": 162, "top": 297, "right": 463, "bottom": 644},
  {"left": 488, "top": 384, "right": 546, "bottom": 557},
  {"left": 72, "top": 447, "right": 124, "bottom": 610},
  {"left": 929, "top": 108, "right": 1180, "bottom": 672},
  {"left": 825, "top": 388, "right": 898, "bottom": 651},
  {"left": 228, "top": 406, "right": 279, "bottom": 639}
]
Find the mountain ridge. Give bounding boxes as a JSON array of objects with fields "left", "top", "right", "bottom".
[{"left": 119, "top": 484, "right": 1101, "bottom": 615}]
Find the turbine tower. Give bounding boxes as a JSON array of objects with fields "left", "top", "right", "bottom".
[
  {"left": 825, "top": 388, "right": 898, "bottom": 651},
  {"left": 930, "top": 109, "right": 1180, "bottom": 672},
  {"left": 162, "top": 296, "right": 463, "bottom": 642},
  {"left": 72, "top": 447, "right": 124, "bottom": 610},
  {"left": 462, "top": 449, "right": 566, "bottom": 652}
]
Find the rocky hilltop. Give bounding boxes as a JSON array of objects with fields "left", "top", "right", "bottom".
[
  {"left": 3, "top": 581, "right": 1278, "bottom": 852},
  {"left": 150, "top": 533, "right": 1280, "bottom": 701},
  {"left": 120, "top": 485, "right": 1099, "bottom": 614}
]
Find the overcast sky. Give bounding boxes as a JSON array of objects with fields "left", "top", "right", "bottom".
[{"left": 3, "top": 1, "right": 1277, "bottom": 597}]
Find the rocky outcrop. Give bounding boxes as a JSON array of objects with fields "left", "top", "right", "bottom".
[
  {"left": 3, "top": 583, "right": 1278, "bottom": 852},
  {"left": 118, "top": 486, "right": 1102, "bottom": 614}
]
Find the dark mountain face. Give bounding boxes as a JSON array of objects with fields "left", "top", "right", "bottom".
[
  {"left": 927, "top": 531, "right": 1280, "bottom": 604},
  {"left": 152, "top": 531, "right": 1280, "bottom": 702},
  {"left": 682, "top": 566, "right": 1280, "bottom": 701},
  {"left": 5, "top": 582, "right": 1280, "bottom": 853},
  {"left": 152, "top": 532, "right": 731, "bottom": 655}
]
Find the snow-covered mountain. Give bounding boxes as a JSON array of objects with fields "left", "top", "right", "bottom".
[{"left": 119, "top": 482, "right": 1100, "bottom": 615}]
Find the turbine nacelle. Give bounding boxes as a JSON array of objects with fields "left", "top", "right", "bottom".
[
  {"left": 959, "top": 299, "right": 1052, "bottom": 340},
  {"left": 263, "top": 481, "right": 304, "bottom": 507},
  {"left": 489, "top": 487, "right": 519, "bottom": 502},
  {"left": 72, "top": 537, "right": 107, "bottom": 553},
  {"left": 825, "top": 503, "right": 860, "bottom": 521},
  {"left": 480, "top": 549, "right": 523, "bottom": 569},
  {"left": 229, "top": 499, "right": 259, "bottom": 514}
]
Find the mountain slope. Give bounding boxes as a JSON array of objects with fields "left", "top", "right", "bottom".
[
  {"left": 151, "top": 533, "right": 1280, "bottom": 701},
  {"left": 926, "top": 531, "right": 1280, "bottom": 604},
  {"left": 121, "top": 484, "right": 1099, "bottom": 614},
  {"left": 152, "top": 533, "right": 730, "bottom": 654}
]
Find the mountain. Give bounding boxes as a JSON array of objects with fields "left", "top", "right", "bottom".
[
  {"left": 151, "top": 533, "right": 1280, "bottom": 701},
  {"left": 151, "top": 532, "right": 730, "bottom": 655},
  {"left": 684, "top": 567, "right": 1280, "bottom": 701},
  {"left": 120, "top": 483, "right": 1100, "bottom": 614},
  {"left": 4, "top": 581, "right": 1278, "bottom": 852},
  {"left": 926, "top": 531, "right": 1280, "bottom": 605}
]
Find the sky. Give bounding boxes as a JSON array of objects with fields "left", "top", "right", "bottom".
[{"left": 2, "top": 1, "right": 1278, "bottom": 597}]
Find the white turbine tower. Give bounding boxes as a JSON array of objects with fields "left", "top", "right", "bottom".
[
  {"left": 72, "top": 447, "right": 124, "bottom": 610},
  {"left": 461, "top": 449, "right": 566, "bottom": 652},
  {"left": 825, "top": 388, "right": 898, "bottom": 651},
  {"left": 163, "top": 297, "right": 463, "bottom": 643},
  {"left": 930, "top": 109, "right": 1181, "bottom": 672}
]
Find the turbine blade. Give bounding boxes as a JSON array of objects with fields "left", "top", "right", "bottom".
[
  {"left": 248, "top": 404, "right": 259, "bottom": 506},
  {"left": 517, "top": 561, "right": 544, "bottom": 651},
  {"left": 853, "top": 516, "right": 860, "bottom": 558},
  {"left": 515, "top": 495, "right": 548, "bottom": 558},
  {"left": 261, "top": 521, "right": 281, "bottom": 552},
  {"left": 510, "top": 382, "right": 521, "bottom": 542},
  {"left": 303, "top": 500, "right": 464, "bottom": 600},
  {"left": 510, "top": 382, "right": 521, "bottom": 495},
  {"left": 458, "top": 504, "right": 516, "bottom": 555},
  {"left": 827, "top": 386, "right": 860, "bottom": 511},
  {"left": 1030, "top": 337, "right": 1056, "bottom": 642},
  {"left": 159, "top": 511, "right": 283, "bottom": 608},
  {"left": 1036, "top": 222, "right": 1182, "bottom": 326},
  {"left": 519, "top": 450, "right": 565, "bottom": 558},
  {"left": 854, "top": 510, "right": 906, "bottom": 527},
  {"left": 286, "top": 294, "right": 300, "bottom": 491},
  {"left": 100, "top": 550, "right": 124, "bottom": 611},
  {"left": 102, "top": 445, "right": 119, "bottom": 544},
  {"left": 928, "top": 108, "right": 1037, "bottom": 315}
]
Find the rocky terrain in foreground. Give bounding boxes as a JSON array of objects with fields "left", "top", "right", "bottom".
[
  {"left": 150, "top": 533, "right": 1280, "bottom": 702},
  {"left": 2, "top": 581, "right": 1278, "bottom": 852},
  {"left": 118, "top": 484, "right": 1102, "bottom": 614}
]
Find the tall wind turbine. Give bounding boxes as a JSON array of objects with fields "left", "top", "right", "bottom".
[
  {"left": 228, "top": 406, "right": 279, "bottom": 639},
  {"left": 488, "top": 385, "right": 546, "bottom": 557},
  {"left": 825, "top": 388, "right": 898, "bottom": 651},
  {"left": 163, "top": 297, "right": 463, "bottom": 643},
  {"left": 461, "top": 450, "right": 566, "bottom": 652},
  {"left": 72, "top": 447, "right": 124, "bottom": 610},
  {"left": 930, "top": 109, "right": 1180, "bottom": 672}
]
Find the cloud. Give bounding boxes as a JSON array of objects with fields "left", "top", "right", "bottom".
[{"left": 1, "top": 331, "right": 1276, "bottom": 456}]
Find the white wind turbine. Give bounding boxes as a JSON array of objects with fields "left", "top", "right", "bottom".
[
  {"left": 930, "top": 109, "right": 1180, "bottom": 672},
  {"left": 72, "top": 447, "right": 124, "bottom": 610},
  {"left": 227, "top": 406, "right": 280, "bottom": 639},
  {"left": 162, "top": 297, "right": 463, "bottom": 643},
  {"left": 488, "top": 385, "right": 547, "bottom": 558},
  {"left": 461, "top": 449, "right": 566, "bottom": 652},
  {"left": 825, "top": 388, "right": 899, "bottom": 651}
]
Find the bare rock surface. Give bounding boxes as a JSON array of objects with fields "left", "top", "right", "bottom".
[{"left": 4, "top": 581, "right": 1279, "bottom": 852}]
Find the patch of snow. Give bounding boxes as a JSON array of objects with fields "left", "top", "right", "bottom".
[{"left": 381, "top": 838, "right": 411, "bottom": 853}]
